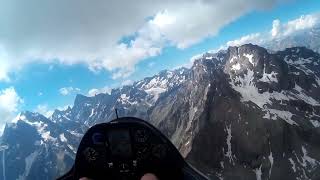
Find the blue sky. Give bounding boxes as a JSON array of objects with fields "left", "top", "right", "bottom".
[{"left": 0, "top": 0, "right": 319, "bottom": 130}]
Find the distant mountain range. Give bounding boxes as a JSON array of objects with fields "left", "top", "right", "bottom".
[
  {"left": 1, "top": 30, "right": 320, "bottom": 180},
  {"left": 266, "top": 25, "right": 320, "bottom": 54}
]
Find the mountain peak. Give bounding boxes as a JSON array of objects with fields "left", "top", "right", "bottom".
[
  {"left": 74, "top": 94, "right": 91, "bottom": 105},
  {"left": 2, "top": 44, "right": 320, "bottom": 180},
  {"left": 224, "top": 44, "right": 270, "bottom": 76},
  {"left": 20, "top": 111, "right": 46, "bottom": 120}
]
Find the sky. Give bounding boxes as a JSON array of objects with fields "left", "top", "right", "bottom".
[{"left": 0, "top": 0, "right": 320, "bottom": 132}]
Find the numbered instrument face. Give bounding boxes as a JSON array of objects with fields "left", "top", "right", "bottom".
[{"left": 73, "top": 117, "right": 185, "bottom": 180}]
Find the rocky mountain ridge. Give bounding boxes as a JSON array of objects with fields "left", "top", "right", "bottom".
[{"left": 1, "top": 44, "right": 320, "bottom": 180}]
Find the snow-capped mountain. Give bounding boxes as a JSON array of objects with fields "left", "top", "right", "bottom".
[
  {"left": 0, "top": 68, "right": 190, "bottom": 180},
  {"left": 184, "top": 44, "right": 320, "bottom": 180},
  {"left": 1, "top": 44, "right": 320, "bottom": 180},
  {"left": 265, "top": 25, "right": 320, "bottom": 53},
  {"left": 1, "top": 111, "right": 79, "bottom": 180}
]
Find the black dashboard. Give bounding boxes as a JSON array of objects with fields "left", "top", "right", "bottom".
[{"left": 58, "top": 117, "right": 208, "bottom": 180}]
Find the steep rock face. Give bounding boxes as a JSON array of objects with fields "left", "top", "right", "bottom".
[
  {"left": 186, "top": 44, "right": 320, "bottom": 180},
  {"left": 1, "top": 44, "right": 320, "bottom": 180},
  {"left": 150, "top": 52, "right": 226, "bottom": 157},
  {"left": 0, "top": 68, "right": 189, "bottom": 180},
  {"left": 0, "top": 111, "right": 79, "bottom": 179},
  {"left": 68, "top": 68, "right": 190, "bottom": 127}
]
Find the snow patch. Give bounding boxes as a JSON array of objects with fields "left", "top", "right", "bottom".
[
  {"left": 263, "top": 111, "right": 271, "bottom": 119},
  {"left": 285, "top": 57, "right": 314, "bottom": 75},
  {"left": 11, "top": 114, "right": 25, "bottom": 123},
  {"left": 231, "top": 63, "right": 241, "bottom": 71},
  {"left": 68, "top": 130, "right": 83, "bottom": 138},
  {"left": 244, "top": 54, "right": 254, "bottom": 65},
  {"left": 265, "top": 109, "right": 298, "bottom": 125},
  {"left": 260, "top": 71, "right": 278, "bottom": 83},
  {"left": 145, "top": 87, "right": 167, "bottom": 102},
  {"left": 145, "top": 77, "right": 160, "bottom": 88},
  {"left": 225, "top": 125, "right": 234, "bottom": 164},
  {"left": 230, "top": 56, "right": 237, "bottom": 63},
  {"left": 289, "top": 158, "right": 296, "bottom": 173},
  {"left": 268, "top": 151, "right": 274, "bottom": 177},
  {"left": 23, "top": 120, "right": 57, "bottom": 141},
  {"left": 310, "top": 120, "right": 320, "bottom": 128},
  {"left": 292, "top": 84, "right": 319, "bottom": 106},
  {"left": 118, "top": 94, "right": 138, "bottom": 105},
  {"left": 220, "top": 161, "right": 224, "bottom": 169},
  {"left": 231, "top": 70, "right": 271, "bottom": 108},
  {"left": 67, "top": 144, "right": 77, "bottom": 154},
  {"left": 230, "top": 69, "right": 318, "bottom": 126},
  {"left": 231, "top": 69, "right": 290, "bottom": 108},
  {"left": 299, "top": 146, "right": 318, "bottom": 168},
  {"left": 286, "top": 57, "right": 313, "bottom": 65},
  {"left": 89, "top": 108, "right": 95, "bottom": 118},
  {"left": 253, "top": 165, "right": 262, "bottom": 180},
  {"left": 62, "top": 115, "right": 70, "bottom": 121},
  {"left": 166, "top": 71, "right": 173, "bottom": 79},
  {"left": 84, "top": 103, "right": 91, "bottom": 107},
  {"left": 60, "top": 133, "right": 67, "bottom": 142},
  {"left": 41, "top": 131, "right": 53, "bottom": 141},
  {"left": 120, "top": 94, "right": 129, "bottom": 101},
  {"left": 316, "top": 77, "right": 320, "bottom": 87}
]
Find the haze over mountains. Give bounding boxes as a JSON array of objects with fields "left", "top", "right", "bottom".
[{"left": 1, "top": 26, "right": 320, "bottom": 180}]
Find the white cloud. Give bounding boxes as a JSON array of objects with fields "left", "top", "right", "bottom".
[
  {"left": 270, "top": 14, "right": 318, "bottom": 38},
  {"left": 271, "top": 19, "right": 281, "bottom": 37},
  {"left": 35, "top": 104, "right": 54, "bottom": 118},
  {"left": 59, "top": 87, "right": 80, "bottom": 96},
  {"left": 111, "top": 66, "right": 136, "bottom": 80},
  {"left": 88, "top": 87, "right": 111, "bottom": 97},
  {"left": 226, "top": 33, "right": 264, "bottom": 47},
  {"left": 225, "top": 13, "right": 320, "bottom": 48},
  {"left": 0, "top": 0, "right": 285, "bottom": 80},
  {"left": 0, "top": 87, "right": 23, "bottom": 134},
  {"left": 87, "top": 89, "right": 100, "bottom": 97},
  {"left": 281, "top": 14, "right": 318, "bottom": 36},
  {"left": 190, "top": 53, "right": 204, "bottom": 64},
  {"left": 121, "top": 80, "right": 134, "bottom": 86}
]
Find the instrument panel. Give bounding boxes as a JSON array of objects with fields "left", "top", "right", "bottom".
[{"left": 73, "top": 117, "right": 184, "bottom": 180}]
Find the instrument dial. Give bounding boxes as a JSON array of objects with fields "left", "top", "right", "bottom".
[
  {"left": 134, "top": 129, "right": 149, "bottom": 143},
  {"left": 152, "top": 144, "right": 167, "bottom": 159},
  {"left": 135, "top": 144, "right": 150, "bottom": 160},
  {"left": 83, "top": 147, "right": 99, "bottom": 163}
]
